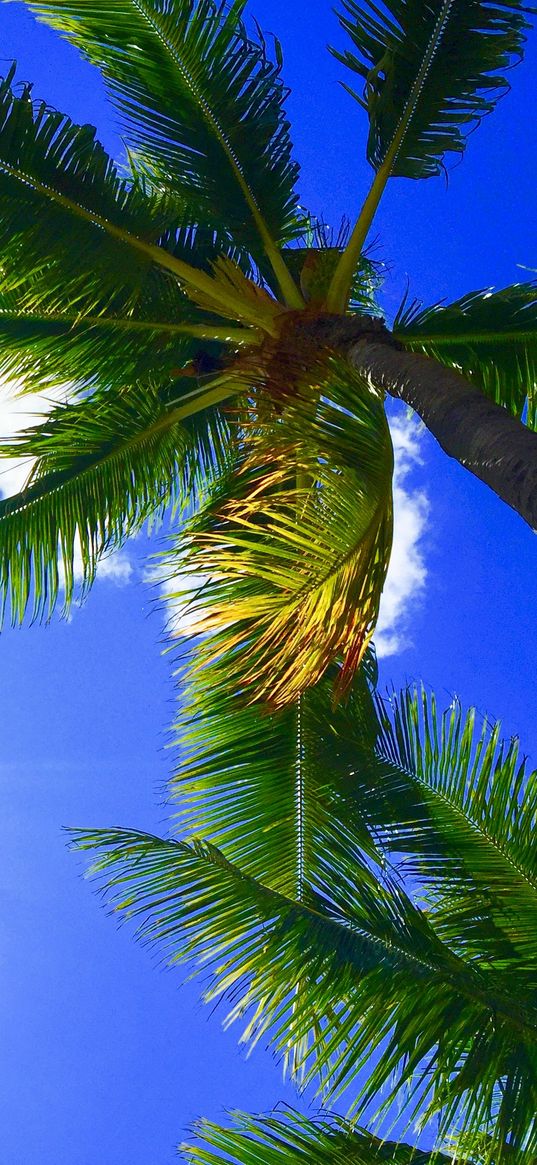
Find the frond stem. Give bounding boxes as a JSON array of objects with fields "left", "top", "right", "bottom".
[
  {"left": 326, "top": 0, "right": 455, "bottom": 312},
  {"left": 381, "top": 752, "right": 537, "bottom": 897},
  {"left": 129, "top": 0, "right": 304, "bottom": 309},
  {"left": 295, "top": 694, "right": 305, "bottom": 901},
  {"left": 0, "top": 159, "right": 279, "bottom": 333},
  {"left": 0, "top": 307, "right": 262, "bottom": 346},
  {"left": 325, "top": 160, "right": 391, "bottom": 312},
  {"left": 0, "top": 375, "right": 237, "bottom": 518}
]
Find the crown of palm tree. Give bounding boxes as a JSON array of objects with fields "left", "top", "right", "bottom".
[{"left": 0, "top": 0, "right": 535, "bottom": 637}]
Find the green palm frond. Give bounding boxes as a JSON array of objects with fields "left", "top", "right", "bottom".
[
  {"left": 168, "top": 646, "right": 380, "bottom": 1083},
  {"left": 0, "top": 68, "right": 273, "bottom": 330},
  {"left": 0, "top": 215, "right": 261, "bottom": 393},
  {"left": 0, "top": 66, "right": 174, "bottom": 314},
  {"left": 326, "top": 0, "right": 535, "bottom": 306},
  {"left": 20, "top": 0, "right": 303, "bottom": 298},
  {"left": 70, "top": 824, "right": 537, "bottom": 1157},
  {"left": 172, "top": 629, "right": 537, "bottom": 954},
  {"left": 393, "top": 283, "right": 537, "bottom": 429},
  {"left": 167, "top": 355, "right": 393, "bottom": 706},
  {"left": 0, "top": 209, "right": 262, "bottom": 391},
  {"left": 444, "top": 1128, "right": 536, "bottom": 1165},
  {"left": 0, "top": 304, "right": 211, "bottom": 395},
  {"left": 0, "top": 377, "right": 232, "bottom": 622},
  {"left": 169, "top": 660, "right": 380, "bottom": 899},
  {"left": 332, "top": 1, "right": 534, "bottom": 181},
  {"left": 372, "top": 686, "right": 537, "bottom": 964},
  {"left": 318, "top": 678, "right": 537, "bottom": 964},
  {"left": 0, "top": 287, "right": 257, "bottom": 395},
  {"left": 180, "top": 1109, "right": 455, "bottom": 1165}
]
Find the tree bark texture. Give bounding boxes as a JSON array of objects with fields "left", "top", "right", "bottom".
[{"left": 348, "top": 339, "right": 537, "bottom": 531}]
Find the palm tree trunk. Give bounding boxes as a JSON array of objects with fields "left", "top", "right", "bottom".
[{"left": 349, "top": 339, "right": 537, "bottom": 530}]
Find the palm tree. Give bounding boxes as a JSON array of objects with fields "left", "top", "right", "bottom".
[
  {"left": 0, "top": 2, "right": 536, "bottom": 1159},
  {"left": 0, "top": 0, "right": 535, "bottom": 638},
  {"left": 74, "top": 667, "right": 537, "bottom": 1159}
]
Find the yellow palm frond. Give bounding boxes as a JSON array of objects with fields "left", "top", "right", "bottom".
[{"left": 170, "top": 353, "right": 393, "bottom": 705}]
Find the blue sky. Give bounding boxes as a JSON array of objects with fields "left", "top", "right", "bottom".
[{"left": 0, "top": 3, "right": 536, "bottom": 1161}]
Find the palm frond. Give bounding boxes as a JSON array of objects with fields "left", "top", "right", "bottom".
[
  {"left": 21, "top": 0, "right": 303, "bottom": 295},
  {"left": 282, "top": 244, "right": 384, "bottom": 314},
  {"left": 70, "top": 825, "right": 537, "bottom": 1157},
  {"left": 316, "top": 677, "right": 537, "bottom": 965},
  {"left": 393, "top": 283, "right": 537, "bottom": 429},
  {"left": 182, "top": 254, "right": 286, "bottom": 332},
  {"left": 167, "top": 354, "right": 393, "bottom": 706},
  {"left": 180, "top": 1109, "right": 455, "bottom": 1165},
  {"left": 0, "top": 378, "right": 232, "bottom": 622},
  {"left": 0, "top": 289, "right": 258, "bottom": 395},
  {"left": 168, "top": 643, "right": 381, "bottom": 1085},
  {"left": 445, "top": 1128, "right": 536, "bottom": 1165},
  {"left": 0, "top": 213, "right": 261, "bottom": 393},
  {"left": 169, "top": 660, "right": 381, "bottom": 900},
  {"left": 332, "top": 1, "right": 534, "bottom": 180},
  {"left": 371, "top": 685, "right": 537, "bottom": 964},
  {"left": 0, "top": 66, "right": 173, "bottom": 313},
  {"left": 0, "top": 68, "right": 272, "bottom": 329},
  {"left": 174, "top": 636, "right": 537, "bottom": 961}
]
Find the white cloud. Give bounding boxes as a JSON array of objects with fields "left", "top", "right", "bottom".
[
  {"left": 374, "top": 411, "right": 429, "bottom": 657},
  {"left": 161, "top": 571, "right": 209, "bottom": 636},
  {"left": 92, "top": 551, "right": 134, "bottom": 585},
  {"left": 0, "top": 379, "right": 134, "bottom": 589},
  {"left": 144, "top": 559, "right": 213, "bottom": 637},
  {"left": 0, "top": 380, "right": 62, "bottom": 496}
]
